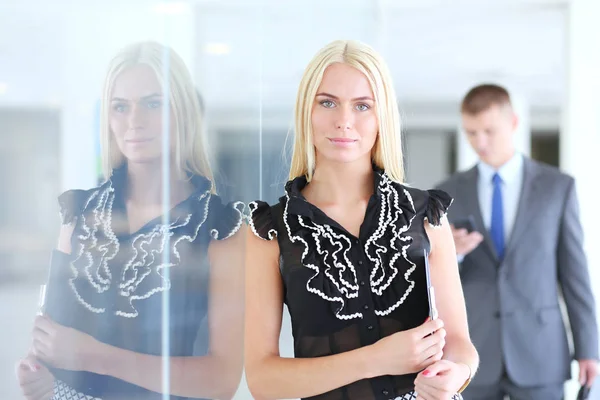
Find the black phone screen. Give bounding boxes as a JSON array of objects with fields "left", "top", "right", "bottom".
[{"left": 453, "top": 215, "right": 476, "bottom": 233}]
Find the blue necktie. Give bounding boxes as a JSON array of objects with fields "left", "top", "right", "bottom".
[{"left": 491, "top": 173, "right": 505, "bottom": 260}]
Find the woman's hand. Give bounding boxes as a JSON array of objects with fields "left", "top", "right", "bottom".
[
  {"left": 32, "top": 315, "right": 104, "bottom": 372},
  {"left": 369, "top": 318, "right": 446, "bottom": 377},
  {"left": 414, "top": 359, "right": 470, "bottom": 400},
  {"left": 15, "top": 353, "right": 55, "bottom": 400}
]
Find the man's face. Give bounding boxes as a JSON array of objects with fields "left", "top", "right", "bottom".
[{"left": 462, "top": 104, "right": 518, "bottom": 168}]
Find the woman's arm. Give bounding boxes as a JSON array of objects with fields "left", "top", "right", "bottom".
[
  {"left": 244, "top": 230, "right": 378, "bottom": 400},
  {"left": 56, "top": 222, "right": 75, "bottom": 254},
  {"left": 19, "top": 222, "right": 73, "bottom": 400},
  {"left": 426, "top": 218, "right": 478, "bottom": 372},
  {"left": 413, "top": 218, "right": 479, "bottom": 397}
]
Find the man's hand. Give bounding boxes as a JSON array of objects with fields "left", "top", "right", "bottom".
[
  {"left": 451, "top": 226, "right": 484, "bottom": 257},
  {"left": 579, "top": 359, "right": 598, "bottom": 388}
]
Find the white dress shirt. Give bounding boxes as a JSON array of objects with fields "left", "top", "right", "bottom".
[{"left": 477, "top": 152, "right": 524, "bottom": 244}]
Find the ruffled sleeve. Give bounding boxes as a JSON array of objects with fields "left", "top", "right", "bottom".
[
  {"left": 248, "top": 201, "right": 278, "bottom": 241},
  {"left": 58, "top": 189, "right": 90, "bottom": 225},
  {"left": 207, "top": 196, "right": 245, "bottom": 240},
  {"left": 425, "top": 189, "right": 453, "bottom": 227}
]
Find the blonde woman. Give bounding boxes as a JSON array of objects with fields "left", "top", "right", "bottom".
[
  {"left": 246, "top": 40, "right": 478, "bottom": 400},
  {"left": 16, "top": 42, "right": 245, "bottom": 400}
]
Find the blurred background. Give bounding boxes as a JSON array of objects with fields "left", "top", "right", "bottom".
[{"left": 0, "top": 0, "right": 598, "bottom": 398}]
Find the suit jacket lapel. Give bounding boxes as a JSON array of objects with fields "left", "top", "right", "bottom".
[
  {"left": 503, "top": 158, "right": 540, "bottom": 261},
  {"left": 461, "top": 167, "right": 498, "bottom": 262}
]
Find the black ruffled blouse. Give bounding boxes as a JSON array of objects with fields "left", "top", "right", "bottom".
[
  {"left": 44, "top": 166, "right": 244, "bottom": 400},
  {"left": 250, "top": 169, "right": 453, "bottom": 400}
]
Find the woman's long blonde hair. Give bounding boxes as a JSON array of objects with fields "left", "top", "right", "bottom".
[
  {"left": 289, "top": 39, "right": 404, "bottom": 183},
  {"left": 100, "top": 41, "right": 214, "bottom": 190}
]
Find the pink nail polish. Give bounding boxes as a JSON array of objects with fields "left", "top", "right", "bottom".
[{"left": 422, "top": 370, "right": 430, "bottom": 376}]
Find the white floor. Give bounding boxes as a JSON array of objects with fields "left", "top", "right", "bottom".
[{"left": 0, "top": 283, "right": 594, "bottom": 400}]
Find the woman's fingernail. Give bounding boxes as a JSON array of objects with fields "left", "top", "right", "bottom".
[{"left": 422, "top": 370, "right": 430, "bottom": 376}]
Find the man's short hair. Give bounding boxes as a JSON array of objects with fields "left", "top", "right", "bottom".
[{"left": 461, "top": 84, "right": 512, "bottom": 115}]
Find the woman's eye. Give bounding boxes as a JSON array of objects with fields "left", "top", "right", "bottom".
[
  {"left": 146, "top": 100, "right": 162, "bottom": 109},
  {"left": 113, "top": 103, "right": 127, "bottom": 113},
  {"left": 356, "top": 103, "right": 370, "bottom": 111},
  {"left": 320, "top": 100, "right": 335, "bottom": 108}
]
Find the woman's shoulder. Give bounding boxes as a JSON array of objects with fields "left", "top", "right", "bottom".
[
  {"left": 204, "top": 194, "right": 245, "bottom": 241},
  {"left": 248, "top": 200, "right": 284, "bottom": 241},
  {"left": 173, "top": 174, "right": 244, "bottom": 241},
  {"left": 57, "top": 182, "right": 108, "bottom": 225},
  {"left": 387, "top": 180, "right": 453, "bottom": 228}
]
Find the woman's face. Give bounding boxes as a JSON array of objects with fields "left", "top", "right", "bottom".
[
  {"left": 310, "top": 63, "right": 379, "bottom": 166},
  {"left": 109, "top": 64, "right": 176, "bottom": 166}
]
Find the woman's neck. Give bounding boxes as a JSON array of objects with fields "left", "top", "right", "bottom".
[
  {"left": 125, "top": 161, "right": 193, "bottom": 206},
  {"left": 305, "top": 156, "right": 374, "bottom": 205}
]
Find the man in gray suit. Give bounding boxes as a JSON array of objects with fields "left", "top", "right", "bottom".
[{"left": 436, "top": 84, "right": 598, "bottom": 399}]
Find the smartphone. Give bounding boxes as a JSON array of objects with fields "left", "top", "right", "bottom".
[
  {"left": 37, "top": 284, "right": 47, "bottom": 316},
  {"left": 577, "top": 384, "right": 590, "bottom": 400},
  {"left": 424, "top": 249, "right": 438, "bottom": 320},
  {"left": 453, "top": 215, "right": 477, "bottom": 233}
]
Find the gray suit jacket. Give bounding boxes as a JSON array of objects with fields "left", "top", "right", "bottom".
[{"left": 436, "top": 157, "right": 598, "bottom": 387}]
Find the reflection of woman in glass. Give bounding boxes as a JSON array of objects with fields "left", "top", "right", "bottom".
[
  {"left": 245, "top": 40, "right": 478, "bottom": 400},
  {"left": 16, "top": 41, "right": 245, "bottom": 400}
]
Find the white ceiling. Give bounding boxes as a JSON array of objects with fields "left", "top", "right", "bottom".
[
  {"left": 194, "top": 0, "right": 567, "bottom": 110},
  {"left": 0, "top": 0, "right": 567, "bottom": 112}
]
